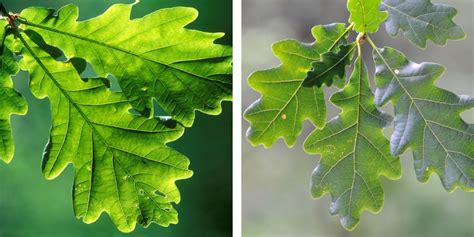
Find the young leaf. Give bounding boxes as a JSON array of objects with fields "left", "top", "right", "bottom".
[
  {"left": 371, "top": 45, "right": 473, "bottom": 191},
  {"left": 348, "top": 0, "right": 388, "bottom": 33},
  {"left": 381, "top": 0, "right": 465, "bottom": 48},
  {"left": 304, "top": 43, "right": 357, "bottom": 88},
  {"left": 18, "top": 4, "right": 232, "bottom": 126},
  {"left": 245, "top": 23, "right": 349, "bottom": 148},
  {"left": 16, "top": 32, "right": 193, "bottom": 232},
  {"left": 0, "top": 29, "right": 27, "bottom": 163},
  {"left": 304, "top": 52, "right": 401, "bottom": 230}
]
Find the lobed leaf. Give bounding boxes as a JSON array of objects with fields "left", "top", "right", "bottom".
[
  {"left": 348, "top": 0, "right": 388, "bottom": 33},
  {"left": 372, "top": 46, "right": 473, "bottom": 191},
  {"left": 304, "top": 53, "right": 401, "bottom": 230},
  {"left": 18, "top": 4, "right": 232, "bottom": 126},
  {"left": 244, "top": 23, "right": 349, "bottom": 148},
  {"left": 381, "top": 0, "right": 465, "bottom": 48},
  {"left": 304, "top": 43, "right": 356, "bottom": 88},
  {"left": 16, "top": 31, "right": 193, "bottom": 232},
  {"left": 0, "top": 21, "right": 28, "bottom": 163}
]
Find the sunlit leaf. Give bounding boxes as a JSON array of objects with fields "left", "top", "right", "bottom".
[
  {"left": 0, "top": 21, "right": 27, "bottom": 163},
  {"left": 19, "top": 4, "right": 232, "bottom": 126},
  {"left": 16, "top": 32, "right": 193, "bottom": 233},
  {"left": 348, "top": 0, "right": 388, "bottom": 33}
]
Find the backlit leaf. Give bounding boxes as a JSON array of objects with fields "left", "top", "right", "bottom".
[
  {"left": 0, "top": 21, "right": 27, "bottom": 163},
  {"left": 18, "top": 4, "right": 232, "bottom": 126},
  {"left": 16, "top": 31, "right": 193, "bottom": 233},
  {"left": 348, "top": 0, "right": 388, "bottom": 33}
]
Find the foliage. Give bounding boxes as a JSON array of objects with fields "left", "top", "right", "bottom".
[
  {"left": 245, "top": 0, "right": 471, "bottom": 230},
  {"left": 0, "top": 2, "right": 231, "bottom": 233}
]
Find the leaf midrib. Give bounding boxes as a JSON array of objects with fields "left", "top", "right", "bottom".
[
  {"left": 256, "top": 34, "right": 350, "bottom": 139},
  {"left": 19, "top": 33, "right": 182, "bottom": 227}
]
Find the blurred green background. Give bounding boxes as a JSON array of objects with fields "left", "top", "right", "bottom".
[
  {"left": 0, "top": 0, "right": 232, "bottom": 236},
  {"left": 243, "top": 0, "right": 473, "bottom": 236}
]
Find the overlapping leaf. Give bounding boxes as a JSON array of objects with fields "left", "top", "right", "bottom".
[
  {"left": 16, "top": 32, "right": 193, "bottom": 232},
  {"left": 381, "top": 0, "right": 465, "bottom": 48},
  {"left": 304, "top": 43, "right": 356, "bottom": 88},
  {"left": 244, "top": 23, "right": 350, "bottom": 148},
  {"left": 0, "top": 21, "right": 27, "bottom": 163},
  {"left": 304, "top": 53, "right": 400, "bottom": 230},
  {"left": 348, "top": 0, "right": 388, "bottom": 33},
  {"left": 372, "top": 46, "right": 473, "bottom": 191},
  {"left": 18, "top": 3, "right": 232, "bottom": 126}
]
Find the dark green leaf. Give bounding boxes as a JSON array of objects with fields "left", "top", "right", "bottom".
[
  {"left": 304, "top": 43, "right": 356, "bottom": 88},
  {"left": 372, "top": 45, "right": 473, "bottom": 191}
]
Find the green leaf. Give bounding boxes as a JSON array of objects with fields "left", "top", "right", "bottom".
[
  {"left": 0, "top": 22, "right": 27, "bottom": 163},
  {"left": 304, "top": 52, "right": 401, "bottom": 230},
  {"left": 244, "top": 23, "right": 349, "bottom": 148},
  {"left": 304, "top": 43, "right": 356, "bottom": 88},
  {"left": 371, "top": 46, "right": 473, "bottom": 191},
  {"left": 18, "top": 3, "right": 232, "bottom": 126},
  {"left": 381, "top": 0, "right": 465, "bottom": 48},
  {"left": 348, "top": 0, "right": 388, "bottom": 33},
  {"left": 16, "top": 32, "right": 193, "bottom": 232}
]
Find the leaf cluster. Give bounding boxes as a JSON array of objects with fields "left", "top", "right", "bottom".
[{"left": 245, "top": 0, "right": 472, "bottom": 230}]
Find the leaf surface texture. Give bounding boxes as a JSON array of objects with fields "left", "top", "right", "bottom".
[
  {"left": 304, "top": 54, "right": 400, "bottom": 230},
  {"left": 381, "top": 0, "right": 465, "bottom": 48},
  {"left": 17, "top": 32, "right": 192, "bottom": 232},
  {"left": 348, "top": 0, "right": 388, "bottom": 33},
  {"left": 372, "top": 46, "right": 473, "bottom": 191},
  {"left": 244, "top": 23, "right": 349, "bottom": 147},
  {"left": 19, "top": 4, "right": 232, "bottom": 126}
]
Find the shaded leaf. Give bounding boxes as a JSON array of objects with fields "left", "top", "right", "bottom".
[
  {"left": 0, "top": 22, "right": 27, "bottom": 163},
  {"left": 304, "top": 43, "right": 356, "bottom": 88},
  {"left": 348, "top": 0, "right": 388, "bottom": 33},
  {"left": 16, "top": 32, "right": 193, "bottom": 233},
  {"left": 381, "top": 0, "right": 465, "bottom": 48},
  {"left": 19, "top": 4, "right": 232, "bottom": 126},
  {"left": 304, "top": 53, "right": 400, "bottom": 230},
  {"left": 244, "top": 23, "right": 349, "bottom": 148},
  {"left": 372, "top": 46, "right": 473, "bottom": 191}
]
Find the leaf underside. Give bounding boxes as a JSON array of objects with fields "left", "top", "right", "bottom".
[
  {"left": 17, "top": 32, "right": 193, "bottom": 233},
  {"left": 19, "top": 3, "right": 232, "bottom": 127},
  {"left": 244, "top": 23, "right": 349, "bottom": 148},
  {"left": 0, "top": 21, "right": 28, "bottom": 163},
  {"left": 373, "top": 47, "right": 473, "bottom": 191},
  {"left": 304, "top": 54, "right": 401, "bottom": 230},
  {"left": 381, "top": 0, "right": 465, "bottom": 48},
  {"left": 348, "top": 0, "right": 388, "bottom": 33}
]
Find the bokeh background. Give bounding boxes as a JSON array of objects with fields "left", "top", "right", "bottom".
[
  {"left": 0, "top": 0, "right": 232, "bottom": 236},
  {"left": 243, "top": 0, "right": 473, "bottom": 236}
]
